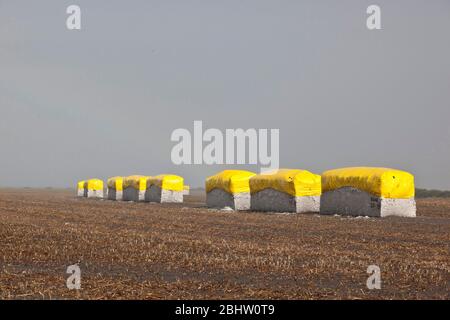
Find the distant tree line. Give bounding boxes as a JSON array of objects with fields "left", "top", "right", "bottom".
[{"left": 415, "top": 188, "right": 450, "bottom": 198}]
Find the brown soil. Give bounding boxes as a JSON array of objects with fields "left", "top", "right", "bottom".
[{"left": 0, "top": 188, "right": 448, "bottom": 299}]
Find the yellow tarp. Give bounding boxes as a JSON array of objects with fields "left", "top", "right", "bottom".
[
  {"left": 107, "top": 176, "right": 124, "bottom": 191},
  {"left": 249, "top": 169, "right": 321, "bottom": 197},
  {"left": 123, "top": 175, "right": 149, "bottom": 191},
  {"left": 183, "top": 185, "right": 190, "bottom": 191},
  {"left": 84, "top": 179, "right": 103, "bottom": 191},
  {"left": 205, "top": 170, "right": 256, "bottom": 194},
  {"left": 321, "top": 167, "right": 415, "bottom": 199},
  {"left": 147, "top": 175, "right": 184, "bottom": 192},
  {"left": 77, "top": 180, "right": 85, "bottom": 190}
]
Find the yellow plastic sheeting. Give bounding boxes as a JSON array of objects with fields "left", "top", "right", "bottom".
[
  {"left": 84, "top": 179, "right": 103, "bottom": 191},
  {"left": 123, "top": 175, "right": 149, "bottom": 191},
  {"left": 107, "top": 176, "right": 124, "bottom": 191},
  {"left": 322, "top": 167, "right": 415, "bottom": 199},
  {"left": 183, "top": 185, "right": 190, "bottom": 191},
  {"left": 147, "top": 175, "right": 184, "bottom": 191},
  {"left": 249, "top": 169, "right": 321, "bottom": 197},
  {"left": 205, "top": 170, "right": 256, "bottom": 194},
  {"left": 77, "top": 181, "right": 85, "bottom": 190}
]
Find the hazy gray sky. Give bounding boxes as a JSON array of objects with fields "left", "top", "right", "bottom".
[{"left": 1, "top": 0, "right": 449, "bottom": 189}]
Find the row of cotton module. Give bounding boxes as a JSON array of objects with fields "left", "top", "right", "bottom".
[
  {"left": 77, "top": 175, "right": 189, "bottom": 203},
  {"left": 205, "top": 168, "right": 416, "bottom": 218}
]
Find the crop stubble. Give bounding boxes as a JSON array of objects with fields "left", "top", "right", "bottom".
[{"left": 0, "top": 189, "right": 448, "bottom": 299}]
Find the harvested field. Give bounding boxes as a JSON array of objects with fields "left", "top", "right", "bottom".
[{"left": 0, "top": 188, "right": 448, "bottom": 299}]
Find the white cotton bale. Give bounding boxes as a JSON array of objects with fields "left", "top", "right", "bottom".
[
  {"left": 77, "top": 181, "right": 85, "bottom": 197},
  {"left": 145, "top": 175, "right": 184, "bottom": 203},
  {"left": 145, "top": 185, "right": 184, "bottom": 203},
  {"left": 250, "top": 188, "right": 320, "bottom": 213},
  {"left": 122, "top": 175, "right": 148, "bottom": 202},
  {"left": 320, "top": 167, "right": 416, "bottom": 218},
  {"left": 107, "top": 188, "right": 123, "bottom": 201},
  {"left": 320, "top": 187, "right": 416, "bottom": 217},
  {"left": 84, "top": 179, "right": 104, "bottom": 199},
  {"left": 107, "top": 177, "right": 124, "bottom": 201},
  {"left": 206, "top": 188, "right": 251, "bottom": 211},
  {"left": 86, "top": 189, "right": 104, "bottom": 199},
  {"left": 249, "top": 169, "right": 321, "bottom": 214},
  {"left": 205, "top": 170, "right": 256, "bottom": 211},
  {"left": 123, "top": 189, "right": 144, "bottom": 201}
]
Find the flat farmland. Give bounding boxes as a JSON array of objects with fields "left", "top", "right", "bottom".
[{"left": 0, "top": 189, "right": 448, "bottom": 299}]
